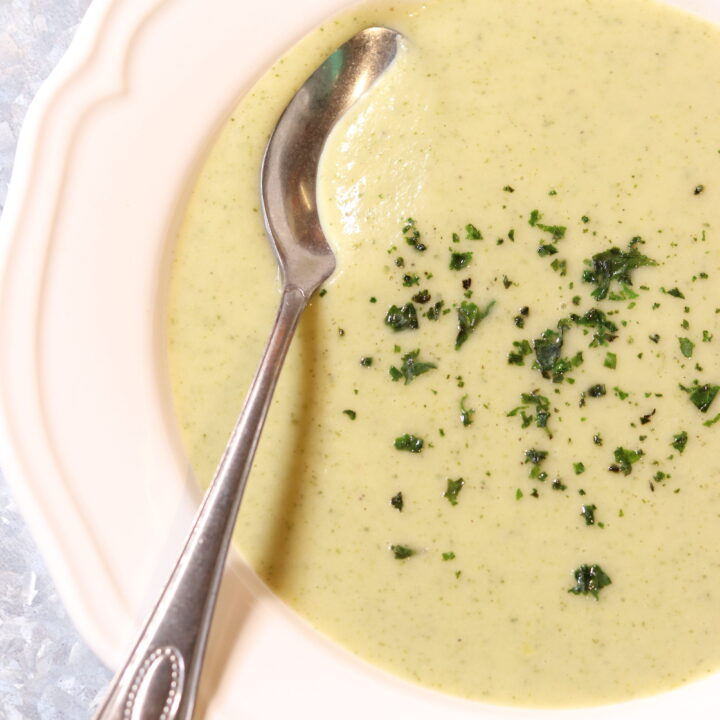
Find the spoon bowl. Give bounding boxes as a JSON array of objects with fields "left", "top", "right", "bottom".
[{"left": 261, "top": 26, "right": 402, "bottom": 293}]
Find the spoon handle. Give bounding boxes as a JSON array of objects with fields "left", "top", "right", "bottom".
[{"left": 93, "top": 284, "right": 308, "bottom": 720}]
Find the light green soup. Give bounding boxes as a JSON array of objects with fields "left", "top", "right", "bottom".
[{"left": 167, "top": 0, "right": 720, "bottom": 707}]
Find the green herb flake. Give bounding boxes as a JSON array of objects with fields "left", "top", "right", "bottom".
[
  {"left": 343, "top": 409, "right": 357, "bottom": 420},
  {"left": 390, "top": 544, "right": 415, "bottom": 559},
  {"left": 444, "top": 478, "right": 465, "bottom": 506},
  {"left": 679, "top": 337, "right": 695, "bottom": 358},
  {"left": 551, "top": 258, "right": 567, "bottom": 275},
  {"left": 588, "top": 384, "right": 606, "bottom": 398},
  {"left": 516, "top": 488, "right": 524, "bottom": 500},
  {"left": 425, "top": 301, "right": 444, "bottom": 321},
  {"left": 671, "top": 431, "right": 688, "bottom": 453},
  {"left": 665, "top": 287, "right": 685, "bottom": 299},
  {"left": 442, "top": 551, "right": 456, "bottom": 561},
  {"left": 582, "top": 245, "right": 657, "bottom": 300},
  {"left": 360, "top": 356, "right": 373, "bottom": 367},
  {"left": 390, "top": 492, "right": 404, "bottom": 511},
  {"left": 402, "top": 218, "right": 426, "bottom": 252},
  {"left": 525, "top": 448, "right": 548, "bottom": 479},
  {"left": 466, "top": 223, "right": 483, "bottom": 240},
  {"left": 402, "top": 273, "right": 420, "bottom": 287},
  {"left": 604, "top": 352, "right": 617, "bottom": 369},
  {"left": 412, "top": 289, "right": 431, "bottom": 304},
  {"left": 568, "top": 564, "right": 612, "bottom": 599},
  {"left": 571, "top": 308, "right": 618, "bottom": 347},
  {"left": 580, "top": 503, "right": 596, "bottom": 525},
  {"left": 456, "top": 300, "right": 495, "bottom": 350},
  {"left": 611, "top": 447, "right": 644, "bottom": 475},
  {"left": 385, "top": 303, "right": 419, "bottom": 332},
  {"left": 389, "top": 349, "right": 437, "bottom": 385},
  {"left": 613, "top": 386, "right": 629, "bottom": 400},
  {"left": 460, "top": 395, "right": 475, "bottom": 427},
  {"left": 450, "top": 250, "right": 473, "bottom": 270},
  {"left": 394, "top": 434, "right": 424, "bottom": 453},
  {"left": 680, "top": 381, "right": 720, "bottom": 413},
  {"left": 703, "top": 330, "right": 713, "bottom": 343},
  {"left": 508, "top": 339, "right": 533, "bottom": 365},
  {"left": 508, "top": 390, "right": 552, "bottom": 434},
  {"left": 574, "top": 462, "right": 586, "bottom": 475}
]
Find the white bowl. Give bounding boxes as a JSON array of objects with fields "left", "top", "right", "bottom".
[{"left": 2, "top": 0, "right": 720, "bottom": 717}]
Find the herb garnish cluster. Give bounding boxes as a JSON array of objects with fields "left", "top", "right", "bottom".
[{"left": 341, "top": 207, "right": 716, "bottom": 601}]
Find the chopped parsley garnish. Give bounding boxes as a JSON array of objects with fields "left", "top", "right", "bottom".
[
  {"left": 385, "top": 303, "right": 419, "bottom": 331},
  {"left": 664, "top": 287, "right": 685, "bottom": 299},
  {"left": 343, "top": 409, "right": 357, "bottom": 420},
  {"left": 456, "top": 300, "right": 495, "bottom": 350},
  {"left": 538, "top": 244, "right": 558, "bottom": 256},
  {"left": 568, "top": 564, "right": 612, "bottom": 599},
  {"left": 528, "top": 209, "right": 566, "bottom": 240},
  {"left": 640, "top": 409, "right": 655, "bottom": 425},
  {"left": 508, "top": 390, "right": 551, "bottom": 434},
  {"left": 611, "top": 447, "right": 643, "bottom": 475},
  {"left": 571, "top": 308, "right": 618, "bottom": 347},
  {"left": 613, "top": 386, "right": 629, "bottom": 400},
  {"left": 694, "top": 184, "right": 705, "bottom": 195},
  {"left": 459, "top": 395, "right": 475, "bottom": 426},
  {"left": 604, "top": 352, "right": 617, "bottom": 369},
  {"left": 425, "top": 300, "right": 444, "bottom": 320},
  {"left": 680, "top": 381, "right": 720, "bottom": 413},
  {"left": 552, "top": 479, "right": 567, "bottom": 491},
  {"left": 412, "top": 289, "right": 431, "bottom": 304},
  {"left": 532, "top": 325, "right": 583, "bottom": 383},
  {"left": 508, "top": 339, "right": 532, "bottom": 365},
  {"left": 679, "top": 337, "right": 695, "bottom": 358},
  {"left": 390, "top": 544, "right": 415, "bottom": 559},
  {"left": 442, "top": 551, "right": 456, "bottom": 561},
  {"left": 360, "top": 356, "right": 373, "bottom": 367},
  {"left": 444, "top": 478, "right": 465, "bottom": 505},
  {"left": 394, "top": 434, "right": 424, "bottom": 453},
  {"left": 466, "top": 223, "right": 483, "bottom": 240},
  {"left": 574, "top": 462, "right": 586, "bottom": 475},
  {"left": 389, "top": 349, "right": 437, "bottom": 385},
  {"left": 533, "top": 328, "right": 563, "bottom": 374},
  {"left": 588, "top": 384, "right": 606, "bottom": 398},
  {"left": 551, "top": 258, "right": 567, "bottom": 275},
  {"left": 580, "top": 503, "right": 596, "bottom": 525},
  {"left": 402, "top": 217, "right": 426, "bottom": 252},
  {"left": 390, "top": 492, "right": 404, "bottom": 511},
  {"left": 402, "top": 273, "right": 420, "bottom": 287},
  {"left": 582, "top": 245, "right": 657, "bottom": 300},
  {"left": 671, "top": 431, "right": 688, "bottom": 453},
  {"left": 525, "top": 448, "right": 548, "bottom": 479},
  {"left": 449, "top": 250, "right": 473, "bottom": 270}
]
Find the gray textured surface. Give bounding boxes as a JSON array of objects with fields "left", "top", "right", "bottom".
[{"left": 0, "top": 0, "right": 113, "bottom": 717}]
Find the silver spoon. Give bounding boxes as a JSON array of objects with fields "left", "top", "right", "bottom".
[{"left": 94, "top": 26, "right": 402, "bottom": 720}]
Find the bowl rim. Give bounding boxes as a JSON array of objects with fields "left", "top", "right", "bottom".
[{"left": 2, "top": 0, "right": 720, "bottom": 717}]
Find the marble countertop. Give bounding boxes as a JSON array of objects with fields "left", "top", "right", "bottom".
[{"left": 0, "top": 1, "right": 112, "bottom": 717}]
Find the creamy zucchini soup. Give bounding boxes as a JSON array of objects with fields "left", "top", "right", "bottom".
[{"left": 167, "top": 0, "right": 720, "bottom": 707}]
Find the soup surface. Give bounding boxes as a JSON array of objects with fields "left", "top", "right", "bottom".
[{"left": 167, "top": 0, "right": 720, "bottom": 707}]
